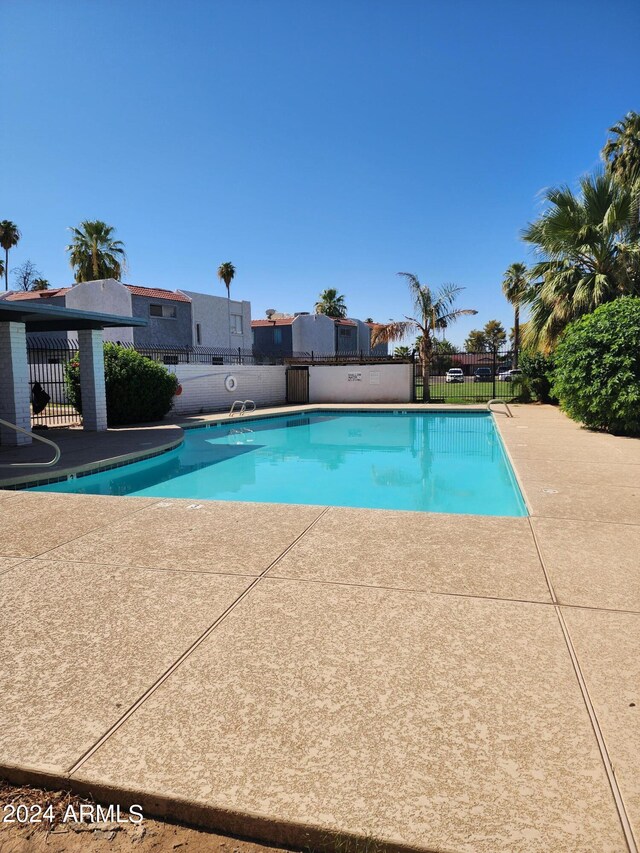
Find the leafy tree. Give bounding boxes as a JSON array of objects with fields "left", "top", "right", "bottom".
[
  {"left": 12, "top": 259, "right": 41, "bottom": 291},
  {"left": 217, "top": 261, "right": 236, "bottom": 349},
  {"left": 364, "top": 316, "right": 374, "bottom": 323},
  {"left": 519, "top": 350, "right": 556, "bottom": 403},
  {"left": 371, "top": 272, "right": 476, "bottom": 401},
  {"left": 315, "top": 288, "right": 347, "bottom": 318},
  {"left": 483, "top": 319, "right": 507, "bottom": 354},
  {"left": 0, "top": 220, "right": 21, "bottom": 291},
  {"left": 464, "top": 329, "right": 487, "bottom": 352},
  {"left": 67, "top": 220, "right": 127, "bottom": 282},
  {"left": 552, "top": 297, "right": 640, "bottom": 435},
  {"left": 522, "top": 173, "right": 640, "bottom": 348},
  {"left": 502, "top": 262, "right": 529, "bottom": 366}
]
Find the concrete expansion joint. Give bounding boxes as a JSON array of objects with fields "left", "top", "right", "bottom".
[
  {"left": 529, "top": 517, "right": 638, "bottom": 853},
  {"left": 66, "top": 504, "right": 332, "bottom": 779}
]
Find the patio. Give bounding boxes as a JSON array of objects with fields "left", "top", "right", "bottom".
[{"left": 1, "top": 404, "right": 639, "bottom": 852}]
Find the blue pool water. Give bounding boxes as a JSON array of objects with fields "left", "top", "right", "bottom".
[{"left": 32, "top": 411, "right": 526, "bottom": 516}]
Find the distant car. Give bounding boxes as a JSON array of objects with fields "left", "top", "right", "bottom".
[
  {"left": 473, "top": 367, "right": 493, "bottom": 383},
  {"left": 445, "top": 368, "right": 464, "bottom": 383},
  {"left": 497, "top": 368, "right": 523, "bottom": 382}
]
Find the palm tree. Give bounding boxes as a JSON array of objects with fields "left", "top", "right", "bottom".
[
  {"left": 502, "top": 263, "right": 529, "bottom": 367},
  {"left": 217, "top": 262, "right": 236, "bottom": 349},
  {"left": 0, "top": 220, "right": 21, "bottom": 290},
  {"left": 314, "top": 288, "right": 347, "bottom": 318},
  {"left": 371, "top": 272, "right": 477, "bottom": 402},
  {"left": 522, "top": 173, "right": 640, "bottom": 349},
  {"left": 393, "top": 345, "right": 412, "bottom": 358},
  {"left": 603, "top": 111, "right": 640, "bottom": 189},
  {"left": 32, "top": 278, "right": 50, "bottom": 291},
  {"left": 66, "top": 221, "right": 127, "bottom": 282}
]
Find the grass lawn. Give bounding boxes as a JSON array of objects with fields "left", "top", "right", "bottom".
[{"left": 414, "top": 379, "right": 521, "bottom": 403}]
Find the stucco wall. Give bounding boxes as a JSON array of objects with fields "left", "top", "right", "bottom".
[
  {"left": 168, "top": 363, "right": 287, "bottom": 415},
  {"left": 308, "top": 364, "right": 412, "bottom": 403},
  {"left": 291, "top": 313, "right": 335, "bottom": 354},
  {"left": 179, "top": 291, "right": 252, "bottom": 350},
  {"left": 131, "top": 295, "right": 192, "bottom": 347},
  {"left": 64, "top": 279, "right": 134, "bottom": 344}
]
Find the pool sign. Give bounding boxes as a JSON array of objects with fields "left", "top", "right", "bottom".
[{"left": 347, "top": 372, "right": 362, "bottom": 381}]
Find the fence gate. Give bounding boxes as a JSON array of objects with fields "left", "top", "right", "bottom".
[
  {"left": 412, "top": 349, "right": 520, "bottom": 403},
  {"left": 27, "top": 338, "right": 82, "bottom": 427},
  {"left": 286, "top": 367, "right": 309, "bottom": 403}
]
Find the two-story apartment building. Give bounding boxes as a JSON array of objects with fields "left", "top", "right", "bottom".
[
  {"left": 251, "top": 311, "right": 388, "bottom": 357},
  {"left": 7, "top": 279, "right": 253, "bottom": 351}
]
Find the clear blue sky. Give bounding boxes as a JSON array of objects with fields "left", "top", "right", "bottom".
[{"left": 3, "top": 0, "right": 639, "bottom": 346}]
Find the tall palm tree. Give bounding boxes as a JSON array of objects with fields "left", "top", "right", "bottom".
[
  {"left": 522, "top": 173, "right": 640, "bottom": 349},
  {"left": 0, "top": 220, "right": 21, "bottom": 290},
  {"left": 502, "top": 262, "right": 529, "bottom": 367},
  {"left": 217, "top": 262, "right": 236, "bottom": 349},
  {"left": 603, "top": 111, "right": 640, "bottom": 239},
  {"left": 603, "top": 111, "right": 640, "bottom": 189},
  {"left": 314, "top": 288, "right": 348, "bottom": 318},
  {"left": 66, "top": 221, "right": 127, "bottom": 282},
  {"left": 371, "top": 272, "right": 477, "bottom": 402}
]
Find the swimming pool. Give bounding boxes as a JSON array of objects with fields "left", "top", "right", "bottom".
[{"left": 32, "top": 411, "right": 527, "bottom": 517}]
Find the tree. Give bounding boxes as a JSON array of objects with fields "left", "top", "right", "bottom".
[
  {"left": 217, "top": 261, "right": 236, "bottom": 349},
  {"left": 465, "top": 321, "right": 507, "bottom": 354},
  {"left": 522, "top": 173, "right": 640, "bottom": 349},
  {"left": 431, "top": 337, "right": 456, "bottom": 374},
  {"left": 502, "top": 262, "right": 528, "bottom": 367},
  {"left": 0, "top": 220, "right": 21, "bottom": 291},
  {"left": 32, "top": 278, "right": 49, "bottom": 291},
  {"left": 603, "top": 111, "right": 640, "bottom": 190},
  {"left": 67, "top": 221, "right": 127, "bottom": 282},
  {"left": 393, "top": 345, "right": 411, "bottom": 358},
  {"left": 364, "top": 317, "right": 374, "bottom": 323},
  {"left": 12, "top": 259, "right": 42, "bottom": 291},
  {"left": 315, "top": 288, "right": 347, "bottom": 318},
  {"left": 371, "top": 272, "right": 476, "bottom": 402},
  {"left": 464, "top": 329, "right": 487, "bottom": 352}
]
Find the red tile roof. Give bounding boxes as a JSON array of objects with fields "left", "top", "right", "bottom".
[
  {"left": 125, "top": 285, "right": 191, "bottom": 303},
  {"left": 334, "top": 318, "right": 356, "bottom": 326},
  {"left": 251, "top": 318, "right": 295, "bottom": 327},
  {"left": 7, "top": 283, "right": 191, "bottom": 303},
  {"left": 7, "top": 288, "right": 71, "bottom": 301}
]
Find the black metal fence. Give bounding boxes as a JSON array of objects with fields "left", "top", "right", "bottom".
[
  {"left": 27, "top": 337, "right": 81, "bottom": 427},
  {"left": 413, "top": 349, "right": 521, "bottom": 403}
]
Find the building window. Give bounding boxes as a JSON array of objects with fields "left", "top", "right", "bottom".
[
  {"left": 150, "top": 303, "right": 177, "bottom": 319},
  {"left": 162, "top": 355, "right": 179, "bottom": 365},
  {"left": 195, "top": 323, "right": 201, "bottom": 345},
  {"left": 230, "top": 313, "right": 243, "bottom": 335},
  {"left": 273, "top": 328, "right": 282, "bottom": 345},
  {"left": 339, "top": 328, "right": 350, "bottom": 336}
]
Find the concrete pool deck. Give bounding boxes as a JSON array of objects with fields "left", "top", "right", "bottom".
[{"left": 1, "top": 404, "right": 639, "bottom": 851}]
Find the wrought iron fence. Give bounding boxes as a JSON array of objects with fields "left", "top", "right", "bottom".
[
  {"left": 27, "top": 337, "right": 81, "bottom": 427},
  {"left": 413, "top": 349, "right": 522, "bottom": 403}
]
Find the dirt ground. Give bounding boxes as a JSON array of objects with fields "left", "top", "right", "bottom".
[{"left": 0, "top": 780, "right": 295, "bottom": 853}]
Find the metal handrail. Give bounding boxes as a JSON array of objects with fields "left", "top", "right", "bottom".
[
  {"left": 0, "top": 417, "right": 62, "bottom": 468},
  {"left": 229, "top": 399, "right": 256, "bottom": 417},
  {"left": 487, "top": 399, "right": 513, "bottom": 418}
]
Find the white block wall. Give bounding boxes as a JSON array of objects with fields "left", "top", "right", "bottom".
[
  {"left": 0, "top": 322, "right": 31, "bottom": 445},
  {"left": 308, "top": 364, "right": 412, "bottom": 403},
  {"left": 169, "top": 364, "right": 287, "bottom": 415},
  {"left": 78, "top": 329, "right": 108, "bottom": 431}
]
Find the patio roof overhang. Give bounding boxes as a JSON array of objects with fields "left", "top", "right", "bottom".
[{"left": 0, "top": 300, "right": 148, "bottom": 332}]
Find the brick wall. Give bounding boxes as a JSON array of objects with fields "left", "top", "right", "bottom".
[{"left": 169, "top": 364, "right": 287, "bottom": 415}]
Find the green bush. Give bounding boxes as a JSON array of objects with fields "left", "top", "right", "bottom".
[
  {"left": 552, "top": 297, "right": 640, "bottom": 435},
  {"left": 518, "top": 350, "right": 557, "bottom": 403},
  {"left": 66, "top": 343, "right": 179, "bottom": 426}
]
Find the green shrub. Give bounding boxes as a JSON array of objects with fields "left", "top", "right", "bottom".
[
  {"left": 518, "top": 350, "right": 557, "bottom": 403},
  {"left": 552, "top": 297, "right": 640, "bottom": 435},
  {"left": 66, "top": 343, "right": 179, "bottom": 426}
]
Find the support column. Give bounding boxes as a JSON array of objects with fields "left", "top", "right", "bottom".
[
  {"left": 78, "top": 328, "right": 107, "bottom": 431},
  {"left": 0, "top": 322, "right": 31, "bottom": 446}
]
